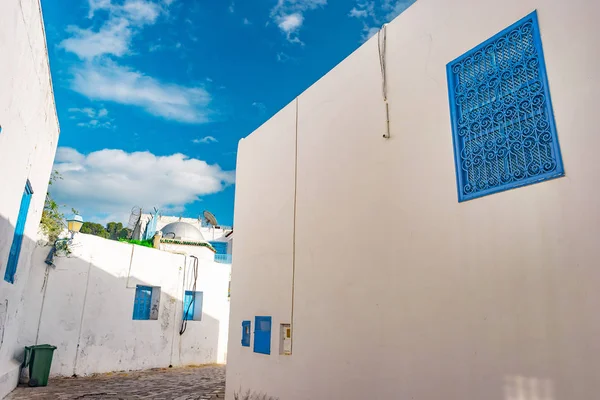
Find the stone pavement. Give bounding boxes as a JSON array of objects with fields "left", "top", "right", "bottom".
[{"left": 6, "top": 365, "right": 225, "bottom": 400}]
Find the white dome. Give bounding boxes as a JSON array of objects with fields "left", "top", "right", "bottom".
[{"left": 160, "top": 222, "right": 204, "bottom": 242}]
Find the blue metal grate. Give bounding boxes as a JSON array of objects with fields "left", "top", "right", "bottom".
[
  {"left": 241, "top": 320, "right": 251, "bottom": 347},
  {"left": 253, "top": 316, "right": 271, "bottom": 355},
  {"left": 133, "top": 285, "right": 152, "bottom": 320},
  {"left": 447, "top": 11, "right": 563, "bottom": 201}
]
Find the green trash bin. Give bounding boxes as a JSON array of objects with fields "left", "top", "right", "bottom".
[{"left": 23, "top": 344, "right": 57, "bottom": 387}]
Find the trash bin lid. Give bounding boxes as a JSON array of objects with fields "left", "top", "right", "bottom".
[{"left": 28, "top": 344, "right": 57, "bottom": 350}]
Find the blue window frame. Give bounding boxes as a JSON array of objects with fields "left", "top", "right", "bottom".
[
  {"left": 183, "top": 290, "right": 195, "bottom": 321},
  {"left": 4, "top": 180, "right": 33, "bottom": 284},
  {"left": 241, "top": 320, "right": 251, "bottom": 347},
  {"left": 446, "top": 11, "right": 563, "bottom": 202},
  {"left": 183, "top": 290, "right": 203, "bottom": 321},
  {"left": 253, "top": 316, "right": 271, "bottom": 355},
  {"left": 132, "top": 285, "right": 152, "bottom": 320},
  {"left": 210, "top": 241, "right": 228, "bottom": 255}
]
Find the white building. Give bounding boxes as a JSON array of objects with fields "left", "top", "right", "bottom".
[
  {"left": 0, "top": 0, "right": 59, "bottom": 397},
  {"left": 18, "top": 222, "right": 231, "bottom": 378},
  {"left": 136, "top": 213, "right": 234, "bottom": 263},
  {"left": 226, "top": 0, "right": 600, "bottom": 399}
]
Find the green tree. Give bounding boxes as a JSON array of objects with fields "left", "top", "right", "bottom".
[
  {"left": 39, "top": 170, "right": 65, "bottom": 243},
  {"left": 80, "top": 222, "right": 110, "bottom": 238}
]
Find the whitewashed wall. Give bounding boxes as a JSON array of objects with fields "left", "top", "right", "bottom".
[
  {"left": 18, "top": 234, "right": 231, "bottom": 378},
  {"left": 0, "top": 0, "right": 59, "bottom": 397},
  {"left": 226, "top": 0, "right": 600, "bottom": 399}
]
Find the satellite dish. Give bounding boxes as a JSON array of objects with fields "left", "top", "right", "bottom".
[{"left": 203, "top": 210, "right": 218, "bottom": 227}]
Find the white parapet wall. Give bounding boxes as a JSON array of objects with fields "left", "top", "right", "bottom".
[
  {"left": 226, "top": 0, "right": 600, "bottom": 399},
  {"left": 0, "top": 0, "right": 59, "bottom": 397},
  {"left": 17, "top": 234, "right": 231, "bottom": 377}
]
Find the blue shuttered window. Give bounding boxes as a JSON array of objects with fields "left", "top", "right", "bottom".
[
  {"left": 183, "top": 291, "right": 203, "bottom": 321},
  {"left": 4, "top": 180, "right": 33, "bottom": 284},
  {"left": 183, "top": 291, "right": 195, "bottom": 321},
  {"left": 253, "top": 316, "right": 271, "bottom": 355},
  {"left": 241, "top": 320, "right": 251, "bottom": 347},
  {"left": 132, "top": 285, "right": 152, "bottom": 320},
  {"left": 446, "top": 11, "right": 563, "bottom": 201}
]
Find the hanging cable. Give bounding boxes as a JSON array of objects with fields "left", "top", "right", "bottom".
[
  {"left": 180, "top": 255, "right": 198, "bottom": 335},
  {"left": 378, "top": 23, "right": 391, "bottom": 139}
]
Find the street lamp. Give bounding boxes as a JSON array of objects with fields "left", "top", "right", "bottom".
[
  {"left": 67, "top": 214, "right": 84, "bottom": 235},
  {"left": 45, "top": 214, "right": 85, "bottom": 266}
]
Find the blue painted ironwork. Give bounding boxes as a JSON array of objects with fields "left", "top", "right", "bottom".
[
  {"left": 241, "top": 320, "right": 251, "bottom": 347},
  {"left": 214, "top": 254, "right": 232, "bottom": 264},
  {"left": 132, "top": 285, "right": 152, "bottom": 320},
  {"left": 446, "top": 11, "right": 563, "bottom": 202},
  {"left": 253, "top": 316, "right": 271, "bottom": 355},
  {"left": 4, "top": 180, "right": 33, "bottom": 283},
  {"left": 210, "top": 241, "right": 231, "bottom": 264}
]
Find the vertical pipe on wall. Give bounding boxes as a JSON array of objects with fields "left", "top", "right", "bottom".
[
  {"left": 72, "top": 256, "right": 93, "bottom": 376},
  {"left": 290, "top": 97, "right": 299, "bottom": 353},
  {"left": 34, "top": 265, "right": 51, "bottom": 345}
]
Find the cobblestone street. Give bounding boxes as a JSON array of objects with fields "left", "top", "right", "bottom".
[{"left": 6, "top": 365, "right": 225, "bottom": 400}]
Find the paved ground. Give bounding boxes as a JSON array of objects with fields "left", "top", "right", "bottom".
[{"left": 6, "top": 365, "right": 225, "bottom": 400}]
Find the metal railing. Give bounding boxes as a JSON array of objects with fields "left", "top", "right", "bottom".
[{"left": 214, "top": 254, "right": 232, "bottom": 264}]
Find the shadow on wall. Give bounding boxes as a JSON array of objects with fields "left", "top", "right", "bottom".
[
  {"left": 0, "top": 214, "right": 38, "bottom": 374},
  {"left": 15, "top": 232, "right": 223, "bottom": 377}
]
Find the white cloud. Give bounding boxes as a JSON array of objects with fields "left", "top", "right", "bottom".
[
  {"left": 277, "top": 13, "right": 303, "bottom": 33},
  {"left": 270, "top": 0, "right": 327, "bottom": 42},
  {"left": 69, "top": 107, "right": 113, "bottom": 128},
  {"left": 276, "top": 52, "right": 291, "bottom": 62},
  {"left": 65, "top": 0, "right": 163, "bottom": 60},
  {"left": 229, "top": 2, "right": 235, "bottom": 13},
  {"left": 60, "top": 0, "right": 209, "bottom": 123},
  {"left": 52, "top": 147, "right": 234, "bottom": 223},
  {"left": 243, "top": 18, "right": 251, "bottom": 25},
  {"left": 71, "top": 60, "right": 212, "bottom": 124},
  {"left": 61, "top": 19, "right": 132, "bottom": 59},
  {"left": 192, "top": 136, "right": 218, "bottom": 144},
  {"left": 349, "top": 8, "right": 367, "bottom": 17}
]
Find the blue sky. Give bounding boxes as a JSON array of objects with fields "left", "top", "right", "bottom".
[{"left": 43, "top": 0, "right": 414, "bottom": 227}]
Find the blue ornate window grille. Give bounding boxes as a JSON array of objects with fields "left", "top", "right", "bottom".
[
  {"left": 4, "top": 180, "right": 33, "bottom": 284},
  {"left": 446, "top": 11, "right": 563, "bottom": 201},
  {"left": 133, "top": 285, "right": 152, "bottom": 320},
  {"left": 241, "top": 320, "right": 251, "bottom": 347},
  {"left": 253, "top": 316, "right": 271, "bottom": 355}
]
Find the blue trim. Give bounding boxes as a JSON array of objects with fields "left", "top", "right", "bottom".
[
  {"left": 132, "top": 285, "right": 152, "bottom": 320},
  {"left": 446, "top": 11, "right": 564, "bottom": 202},
  {"left": 241, "top": 320, "right": 251, "bottom": 347},
  {"left": 253, "top": 316, "right": 271, "bottom": 355},
  {"left": 183, "top": 290, "right": 195, "bottom": 321},
  {"left": 4, "top": 180, "right": 33, "bottom": 284}
]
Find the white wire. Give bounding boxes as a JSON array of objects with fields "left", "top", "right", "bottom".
[{"left": 378, "top": 23, "right": 391, "bottom": 139}]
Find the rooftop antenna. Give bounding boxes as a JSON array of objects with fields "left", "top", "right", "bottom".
[
  {"left": 203, "top": 210, "right": 218, "bottom": 240},
  {"left": 127, "top": 206, "right": 142, "bottom": 239}
]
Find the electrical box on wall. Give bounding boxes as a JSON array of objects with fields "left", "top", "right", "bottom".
[{"left": 279, "top": 323, "right": 291, "bottom": 355}]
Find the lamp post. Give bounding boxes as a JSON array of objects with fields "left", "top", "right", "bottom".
[{"left": 45, "top": 214, "right": 84, "bottom": 266}]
